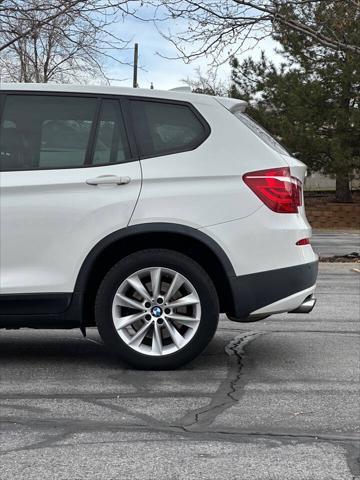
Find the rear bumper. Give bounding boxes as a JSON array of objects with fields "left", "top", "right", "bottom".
[{"left": 227, "top": 260, "right": 318, "bottom": 320}]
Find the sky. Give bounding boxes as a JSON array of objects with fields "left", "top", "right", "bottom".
[{"left": 104, "top": 10, "right": 283, "bottom": 91}]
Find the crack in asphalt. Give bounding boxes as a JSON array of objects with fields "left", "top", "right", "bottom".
[
  {"left": 218, "top": 328, "right": 360, "bottom": 335},
  {"left": 2, "top": 417, "right": 359, "bottom": 454},
  {"left": 181, "top": 332, "right": 262, "bottom": 430},
  {"left": 0, "top": 392, "right": 210, "bottom": 399},
  {"left": 80, "top": 397, "right": 168, "bottom": 429},
  {"left": 0, "top": 332, "right": 262, "bottom": 457}
]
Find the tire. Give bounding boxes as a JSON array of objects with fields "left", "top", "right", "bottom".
[{"left": 95, "top": 249, "right": 219, "bottom": 369}]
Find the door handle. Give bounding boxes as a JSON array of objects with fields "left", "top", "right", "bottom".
[{"left": 86, "top": 175, "right": 131, "bottom": 186}]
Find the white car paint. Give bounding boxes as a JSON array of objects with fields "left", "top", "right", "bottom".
[{"left": 0, "top": 163, "right": 141, "bottom": 293}]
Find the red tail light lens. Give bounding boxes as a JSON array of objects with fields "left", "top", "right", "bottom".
[{"left": 243, "top": 167, "right": 302, "bottom": 213}]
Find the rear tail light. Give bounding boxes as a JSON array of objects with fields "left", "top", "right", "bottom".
[{"left": 243, "top": 167, "right": 302, "bottom": 213}]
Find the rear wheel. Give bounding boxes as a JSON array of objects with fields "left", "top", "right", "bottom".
[{"left": 95, "top": 249, "right": 219, "bottom": 369}]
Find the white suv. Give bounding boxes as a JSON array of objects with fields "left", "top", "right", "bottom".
[{"left": 0, "top": 84, "right": 318, "bottom": 369}]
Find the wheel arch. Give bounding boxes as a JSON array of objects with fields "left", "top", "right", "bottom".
[{"left": 74, "top": 223, "right": 236, "bottom": 326}]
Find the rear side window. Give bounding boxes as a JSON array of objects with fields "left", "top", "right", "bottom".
[
  {"left": 0, "top": 95, "right": 97, "bottom": 171},
  {"left": 130, "top": 100, "right": 208, "bottom": 158},
  {"left": 0, "top": 95, "right": 131, "bottom": 171}
]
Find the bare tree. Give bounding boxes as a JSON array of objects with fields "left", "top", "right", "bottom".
[
  {"left": 0, "top": 1, "right": 139, "bottom": 50},
  {"left": 2, "top": 1, "right": 358, "bottom": 83},
  {"left": 183, "top": 67, "right": 228, "bottom": 95},
  {"left": 153, "top": 0, "right": 360, "bottom": 64},
  {"left": 0, "top": 0, "right": 140, "bottom": 83}
]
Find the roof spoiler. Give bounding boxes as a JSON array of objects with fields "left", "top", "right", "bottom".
[{"left": 214, "top": 96, "right": 247, "bottom": 113}]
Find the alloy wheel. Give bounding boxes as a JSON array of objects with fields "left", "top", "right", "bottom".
[{"left": 111, "top": 267, "right": 201, "bottom": 356}]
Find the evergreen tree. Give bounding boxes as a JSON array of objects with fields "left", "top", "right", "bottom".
[{"left": 231, "top": 1, "right": 359, "bottom": 202}]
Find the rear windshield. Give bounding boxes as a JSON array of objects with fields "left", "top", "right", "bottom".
[{"left": 234, "top": 111, "right": 289, "bottom": 155}]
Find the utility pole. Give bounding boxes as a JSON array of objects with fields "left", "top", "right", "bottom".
[{"left": 133, "top": 43, "right": 138, "bottom": 88}]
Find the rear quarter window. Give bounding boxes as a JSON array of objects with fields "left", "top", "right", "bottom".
[{"left": 130, "top": 100, "right": 209, "bottom": 158}]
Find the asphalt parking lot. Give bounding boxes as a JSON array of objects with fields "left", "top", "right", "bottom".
[
  {"left": 0, "top": 263, "right": 359, "bottom": 479},
  {"left": 312, "top": 230, "right": 360, "bottom": 257}
]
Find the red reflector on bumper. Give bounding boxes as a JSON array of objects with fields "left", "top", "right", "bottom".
[{"left": 296, "top": 238, "right": 310, "bottom": 246}]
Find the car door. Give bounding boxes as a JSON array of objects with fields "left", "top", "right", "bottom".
[{"left": 0, "top": 92, "right": 141, "bottom": 298}]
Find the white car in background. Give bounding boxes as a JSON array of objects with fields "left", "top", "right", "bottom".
[{"left": 0, "top": 84, "right": 318, "bottom": 369}]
